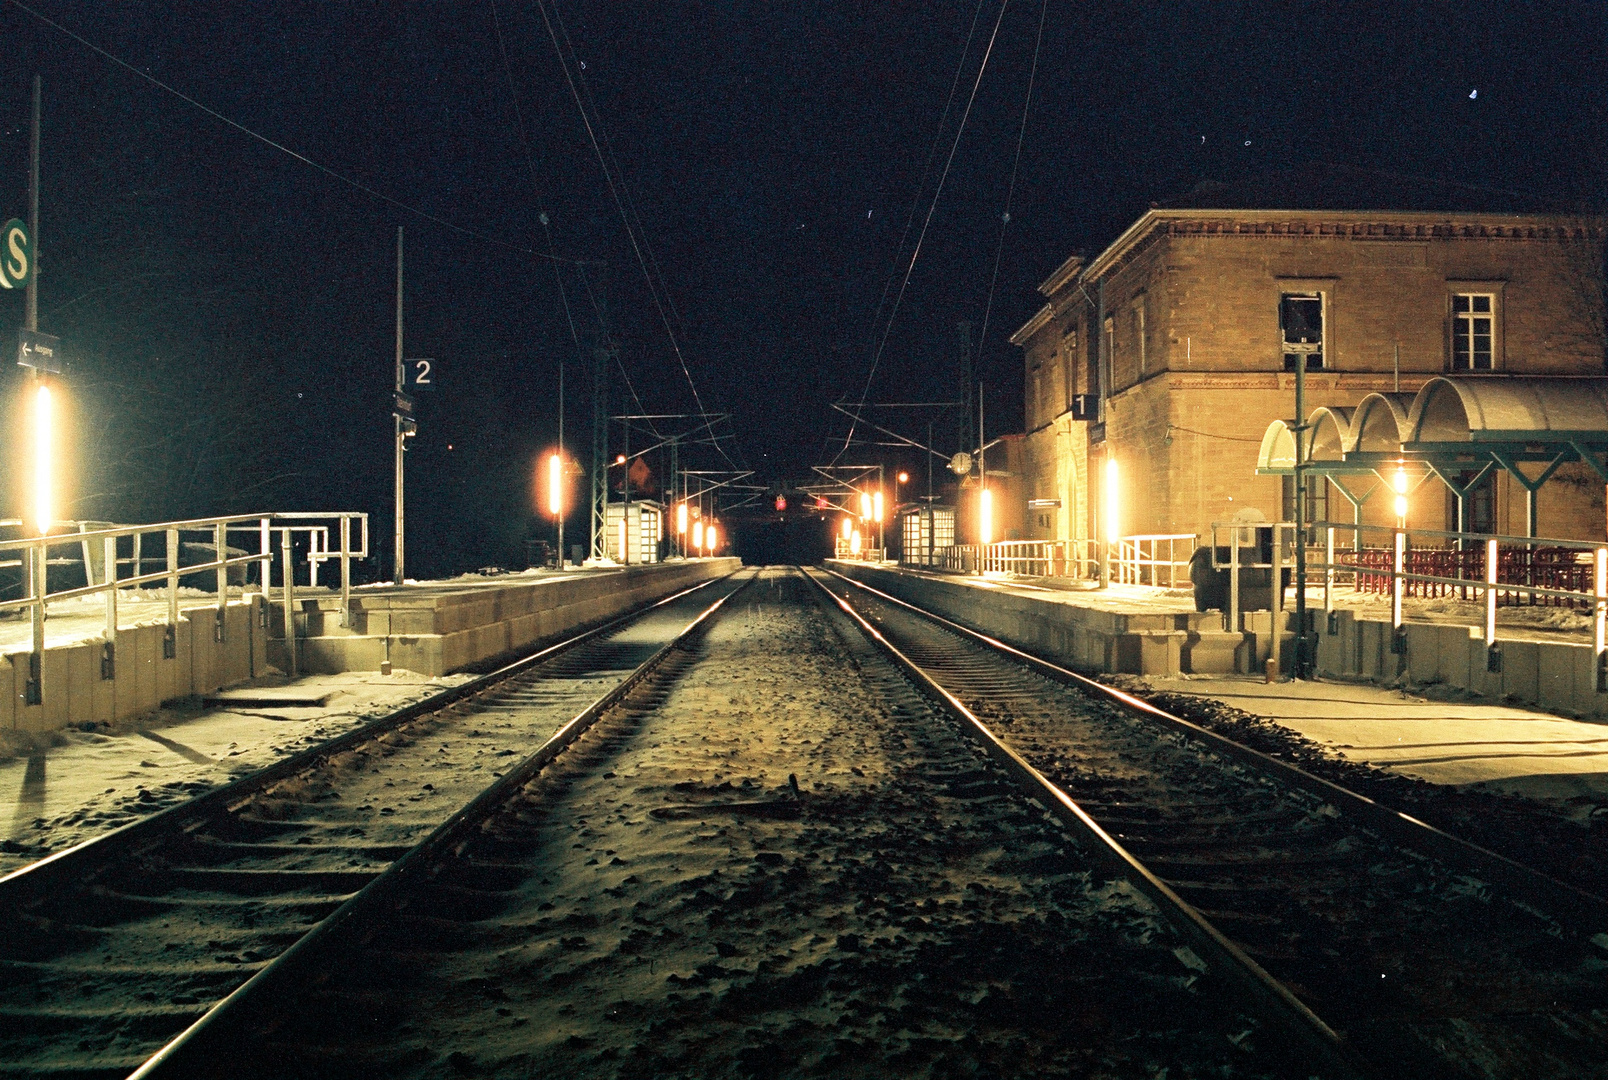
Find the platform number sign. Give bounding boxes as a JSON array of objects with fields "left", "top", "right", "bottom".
[
  {"left": 407, "top": 357, "right": 434, "bottom": 389},
  {"left": 0, "top": 219, "right": 33, "bottom": 289}
]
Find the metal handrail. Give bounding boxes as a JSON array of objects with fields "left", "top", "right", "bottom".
[
  {"left": 1293, "top": 520, "right": 1608, "bottom": 689},
  {"left": 1, "top": 511, "right": 367, "bottom": 706}
]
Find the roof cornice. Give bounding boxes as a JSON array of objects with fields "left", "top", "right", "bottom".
[
  {"left": 1009, "top": 302, "right": 1054, "bottom": 346},
  {"left": 1080, "top": 208, "right": 1608, "bottom": 284}
]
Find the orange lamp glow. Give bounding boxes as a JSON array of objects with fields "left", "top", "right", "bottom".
[{"left": 547, "top": 453, "right": 563, "bottom": 516}]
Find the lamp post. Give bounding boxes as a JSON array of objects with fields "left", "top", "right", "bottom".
[{"left": 548, "top": 451, "right": 565, "bottom": 568}]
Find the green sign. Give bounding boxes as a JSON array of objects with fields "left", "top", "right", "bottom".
[{"left": 0, "top": 219, "right": 31, "bottom": 289}]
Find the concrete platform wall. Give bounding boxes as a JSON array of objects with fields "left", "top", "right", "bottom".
[
  {"left": 279, "top": 559, "right": 741, "bottom": 676},
  {"left": 827, "top": 561, "right": 1247, "bottom": 676},
  {"left": 2, "top": 597, "right": 269, "bottom": 736},
  {"left": 1314, "top": 609, "right": 1608, "bottom": 720}
]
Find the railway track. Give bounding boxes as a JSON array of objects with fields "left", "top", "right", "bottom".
[
  {"left": 0, "top": 574, "right": 743, "bottom": 1080},
  {"left": 814, "top": 567, "right": 1608, "bottom": 1080},
  {"left": 117, "top": 567, "right": 1359, "bottom": 1079}
]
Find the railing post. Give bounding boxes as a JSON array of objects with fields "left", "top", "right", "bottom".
[
  {"left": 214, "top": 522, "right": 227, "bottom": 643},
  {"left": 1324, "top": 526, "right": 1335, "bottom": 627},
  {"left": 1485, "top": 537, "right": 1498, "bottom": 652},
  {"left": 1228, "top": 529, "right": 1240, "bottom": 637},
  {"left": 165, "top": 527, "right": 179, "bottom": 659},
  {"left": 102, "top": 535, "right": 117, "bottom": 680},
  {"left": 1595, "top": 547, "right": 1606, "bottom": 692},
  {"left": 280, "top": 526, "right": 298, "bottom": 678},
  {"left": 25, "top": 538, "right": 44, "bottom": 705},
  {"left": 259, "top": 517, "right": 271, "bottom": 596},
  {"left": 309, "top": 528, "right": 322, "bottom": 588},
  {"left": 340, "top": 515, "right": 352, "bottom": 629},
  {"left": 1391, "top": 529, "right": 1406, "bottom": 657},
  {"left": 1270, "top": 524, "right": 1283, "bottom": 678}
]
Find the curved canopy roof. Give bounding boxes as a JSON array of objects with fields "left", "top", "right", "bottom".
[
  {"left": 1408, "top": 376, "right": 1608, "bottom": 442},
  {"left": 1258, "top": 376, "right": 1608, "bottom": 472}
]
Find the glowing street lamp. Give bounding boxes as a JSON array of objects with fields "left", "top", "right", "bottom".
[
  {"left": 850, "top": 528, "right": 862, "bottom": 555},
  {"left": 677, "top": 501, "right": 689, "bottom": 535},
  {"left": 979, "top": 487, "right": 993, "bottom": 546},
  {"left": 841, "top": 517, "right": 853, "bottom": 540},
  {"left": 693, "top": 519, "right": 705, "bottom": 551},
  {"left": 32, "top": 380, "right": 52, "bottom": 534},
  {"left": 1393, "top": 465, "right": 1409, "bottom": 526},
  {"left": 1101, "top": 457, "right": 1121, "bottom": 588},
  {"left": 547, "top": 453, "right": 563, "bottom": 516},
  {"left": 706, "top": 523, "right": 718, "bottom": 553},
  {"left": 872, "top": 490, "right": 884, "bottom": 524},
  {"left": 859, "top": 491, "right": 872, "bottom": 520}
]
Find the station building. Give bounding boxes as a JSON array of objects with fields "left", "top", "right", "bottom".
[{"left": 1011, "top": 200, "right": 1608, "bottom": 550}]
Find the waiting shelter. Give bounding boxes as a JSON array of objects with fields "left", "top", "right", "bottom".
[{"left": 1257, "top": 376, "right": 1608, "bottom": 542}]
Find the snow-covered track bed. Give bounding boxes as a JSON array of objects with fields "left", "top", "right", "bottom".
[
  {"left": 0, "top": 575, "right": 741, "bottom": 1080},
  {"left": 817, "top": 568, "right": 1608, "bottom": 1080},
  {"left": 128, "top": 568, "right": 1335, "bottom": 1079}
]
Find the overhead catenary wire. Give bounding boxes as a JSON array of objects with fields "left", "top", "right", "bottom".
[
  {"left": 533, "top": 0, "right": 740, "bottom": 471},
  {"left": 6, "top": 0, "right": 575, "bottom": 264},
  {"left": 850, "top": 0, "right": 988, "bottom": 430},
  {"left": 487, "top": 0, "right": 589, "bottom": 418},
  {"left": 837, "top": 0, "right": 1011, "bottom": 462},
  {"left": 975, "top": 0, "right": 1048, "bottom": 368}
]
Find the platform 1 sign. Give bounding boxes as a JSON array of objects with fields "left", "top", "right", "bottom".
[
  {"left": 17, "top": 328, "right": 60, "bottom": 372},
  {"left": 0, "top": 219, "right": 32, "bottom": 290}
]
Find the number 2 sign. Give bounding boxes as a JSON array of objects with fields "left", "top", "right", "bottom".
[{"left": 406, "top": 358, "right": 434, "bottom": 389}]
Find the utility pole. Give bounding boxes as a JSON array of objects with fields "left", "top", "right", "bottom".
[
  {"left": 1293, "top": 342, "right": 1310, "bottom": 679},
  {"left": 393, "top": 227, "right": 405, "bottom": 584},
  {"left": 589, "top": 347, "right": 611, "bottom": 562},
  {"left": 668, "top": 435, "right": 679, "bottom": 558},
  {"left": 555, "top": 344, "right": 565, "bottom": 568},
  {"left": 23, "top": 75, "right": 42, "bottom": 705},
  {"left": 958, "top": 320, "right": 974, "bottom": 457},
  {"left": 621, "top": 421, "right": 631, "bottom": 564}
]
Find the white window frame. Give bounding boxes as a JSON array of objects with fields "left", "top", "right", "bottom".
[
  {"left": 1280, "top": 291, "right": 1326, "bottom": 372},
  {"left": 1450, "top": 291, "right": 1498, "bottom": 371}
]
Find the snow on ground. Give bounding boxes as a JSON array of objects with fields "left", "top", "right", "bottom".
[
  {"left": 0, "top": 669, "right": 469, "bottom": 876},
  {"left": 291, "top": 570, "right": 1285, "bottom": 1078},
  {"left": 1147, "top": 675, "right": 1608, "bottom": 804}
]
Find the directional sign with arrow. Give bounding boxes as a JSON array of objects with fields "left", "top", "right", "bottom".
[{"left": 17, "top": 328, "right": 60, "bottom": 372}]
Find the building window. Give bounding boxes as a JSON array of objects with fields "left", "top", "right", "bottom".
[
  {"left": 1446, "top": 470, "right": 1495, "bottom": 533},
  {"left": 1280, "top": 293, "right": 1324, "bottom": 371},
  {"left": 1451, "top": 293, "right": 1495, "bottom": 370},
  {"left": 1134, "top": 300, "right": 1148, "bottom": 376}
]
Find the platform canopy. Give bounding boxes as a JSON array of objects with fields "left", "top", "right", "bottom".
[{"left": 1256, "top": 375, "right": 1608, "bottom": 537}]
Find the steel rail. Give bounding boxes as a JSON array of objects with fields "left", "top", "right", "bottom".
[
  {"left": 0, "top": 574, "right": 728, "bottom": 908},
  {"left": 802, "top": 568, "right": 1369, "bottom": 1080},
  {"left": 820, "top": 567, "right": 1608, "bottom": 937},
  {"left": 127, "top": 570, "right": 755, "bottom": 1080}
]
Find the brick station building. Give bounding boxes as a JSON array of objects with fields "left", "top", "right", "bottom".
[{"left": 1011, "top": 200, "right": 1608, "bottom": 550}]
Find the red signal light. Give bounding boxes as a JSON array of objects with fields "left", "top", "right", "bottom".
[{"left": 775, "top": 495, "right": 787, "bottom": 512}]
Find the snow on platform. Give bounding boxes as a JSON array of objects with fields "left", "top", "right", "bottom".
[
  {"left": 1149, "top": 674, "right": 1608, "bottom": 802},
  {"left": 0, "top": 668, "right": 468, "bottom": 876}
]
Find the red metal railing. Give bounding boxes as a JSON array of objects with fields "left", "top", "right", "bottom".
[{"left": 1337, "top": 545, "right": 1593, "bottom": 608}]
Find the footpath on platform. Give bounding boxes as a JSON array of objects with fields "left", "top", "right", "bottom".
[{"left": 827, "top": 559, "right": 1608, "bottom": 804}]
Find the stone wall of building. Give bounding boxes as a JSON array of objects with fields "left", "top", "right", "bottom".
[{"left": 1017, "top": 212, "right": 1608, "bottom": 547}]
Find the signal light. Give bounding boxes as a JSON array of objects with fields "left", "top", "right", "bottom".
[{"left": 775, "top": 495, "right": 787, "bottom": 512}]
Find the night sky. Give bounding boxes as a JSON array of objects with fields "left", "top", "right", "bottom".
[{"left": 0, "top": 2, "right": 1603, "bottom": 574}]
